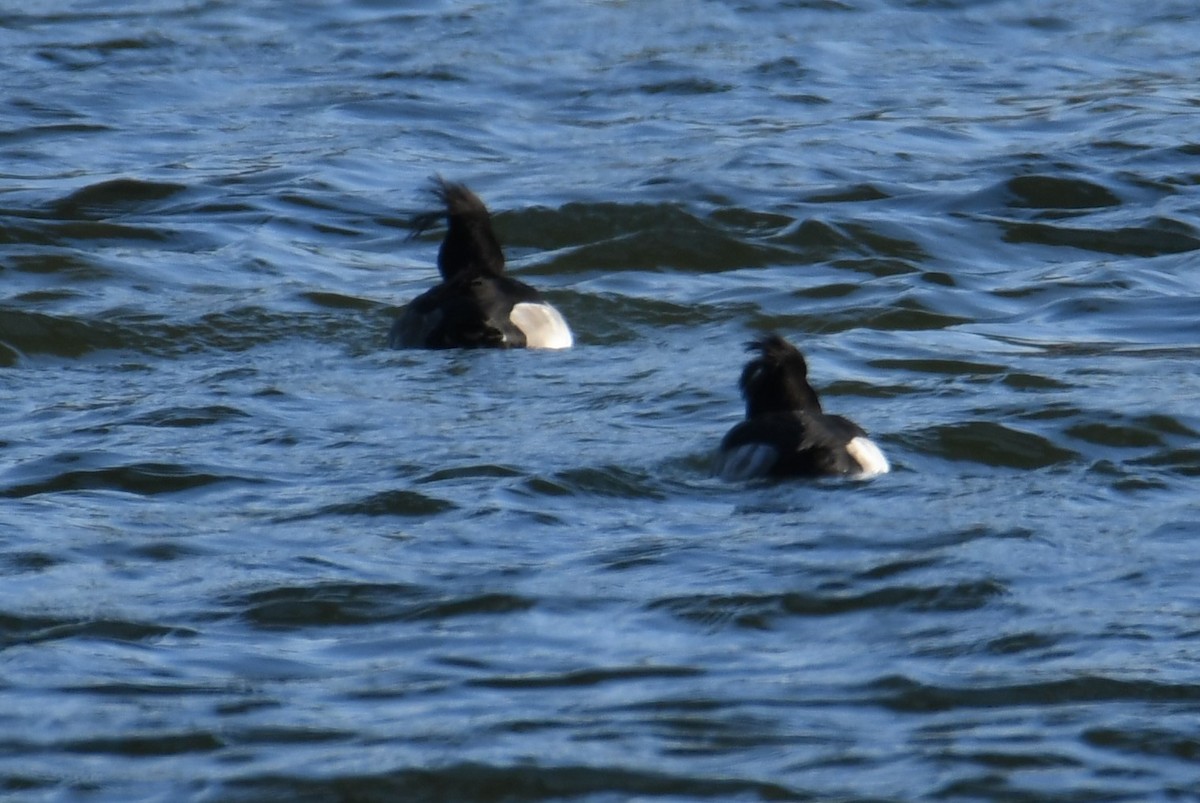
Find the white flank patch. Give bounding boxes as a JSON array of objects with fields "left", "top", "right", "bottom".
[
  {"left": 510, "top": 302, "right": 573, "bottom": 349},
  {"left": 716, "top": 443, "right": 779, "bottom": 482},
  {"left": 846, "top": 436, "right": 890, "bottom": 478}
]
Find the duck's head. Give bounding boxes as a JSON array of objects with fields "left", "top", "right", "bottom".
[{"left": 410, "top": 177, "right": 505, "bottom": 281}]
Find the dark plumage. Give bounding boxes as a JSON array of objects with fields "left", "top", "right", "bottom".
[
  {"left": 716, "top": 334, "right": 889, "bottom": 480},
  {"left": 388, "top": 178, "right": 572, "bottom": 350}
]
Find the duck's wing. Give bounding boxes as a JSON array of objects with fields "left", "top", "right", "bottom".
[
  {"left": 388, "top": 285, "right": 446, "bottom": 349},
  {"left": 797, "top": 412, "right": 888, "bottom": 477},
  {"left": 715, "top": 439, "right": 781, "bottom": 481},
  {"left": 717, "top": 413, "right": 804, "bottom": 480},
  {"left": 718, "top": 411, "right": 886, "bottom": 479}
]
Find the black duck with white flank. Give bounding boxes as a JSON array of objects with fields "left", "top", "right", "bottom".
[
  {"left": 389, "top": 179, "right": 572, "bottom": 350},
  {"left": 716, "top": 334, "right": 889, "bottom": 480}
]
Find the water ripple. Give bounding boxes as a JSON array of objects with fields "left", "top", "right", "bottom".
[
  {"left": 231, "top": 583, "right": 534, "bottom": 629},
  {"left": 650, "top": 580, "right": 1006, "bottom": 630},
  {"left": 869, "top": 673, "right": 1200, "bottom": 713},
  {"left": 1, "top": 455, "right": 252, "bottom": 498},
  {"left": 216, "top": 763, "right": 801, "bottom": 803}
]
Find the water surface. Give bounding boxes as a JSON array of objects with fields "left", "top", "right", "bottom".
[{"left": 2, "top": 1, "right": 1200, "bottom": 800}]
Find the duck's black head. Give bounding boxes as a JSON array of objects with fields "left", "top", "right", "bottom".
[
  {"left": 739, "top": 334, "right": 823, "bottom": 418},
  {"left": 410, "top": 177, "right": 505, "bottom": 281}
]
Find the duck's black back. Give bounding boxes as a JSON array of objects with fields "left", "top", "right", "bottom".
[
  {"left": 721, "top": 409, "right": 868, "bottom": 476},
  {"left": 392, "top": 273, "right": 543, "bottom": 350}
]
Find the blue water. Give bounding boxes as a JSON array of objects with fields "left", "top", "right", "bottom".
[{"left": 3, "top": 1, "right": 1200, "bottom": 800}]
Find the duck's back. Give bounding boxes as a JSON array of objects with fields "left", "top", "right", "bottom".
[
  {"left": 718, "top": 407, "right": 888, "bottom": 480},
  {"left": 389, "top": 273, "right": 570, "bottom": 350}
]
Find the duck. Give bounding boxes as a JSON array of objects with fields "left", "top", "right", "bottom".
[
  {"left": 388, "top": 178, "right": 573, "bottom": 350},
  {"left": 716, "top": 334, "right": 889, "bottom": 480}
]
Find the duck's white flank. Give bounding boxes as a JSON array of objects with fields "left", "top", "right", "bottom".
[
  {"left": 510, "top": 302, "right": 573, "bottom": 349},
  {"left": 846, "top": 436, "right": 890, "bottom": 478},
  {"left": 716, "top": 443, "right": 779, "bottom": 482}
]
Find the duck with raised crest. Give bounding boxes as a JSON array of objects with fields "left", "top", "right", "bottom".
[
  {"left": 716, "top": 334, "right": 889, "bottom": 480},
  {"left": 389, "top": 179, "right": 573, "bottom": 350}
]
